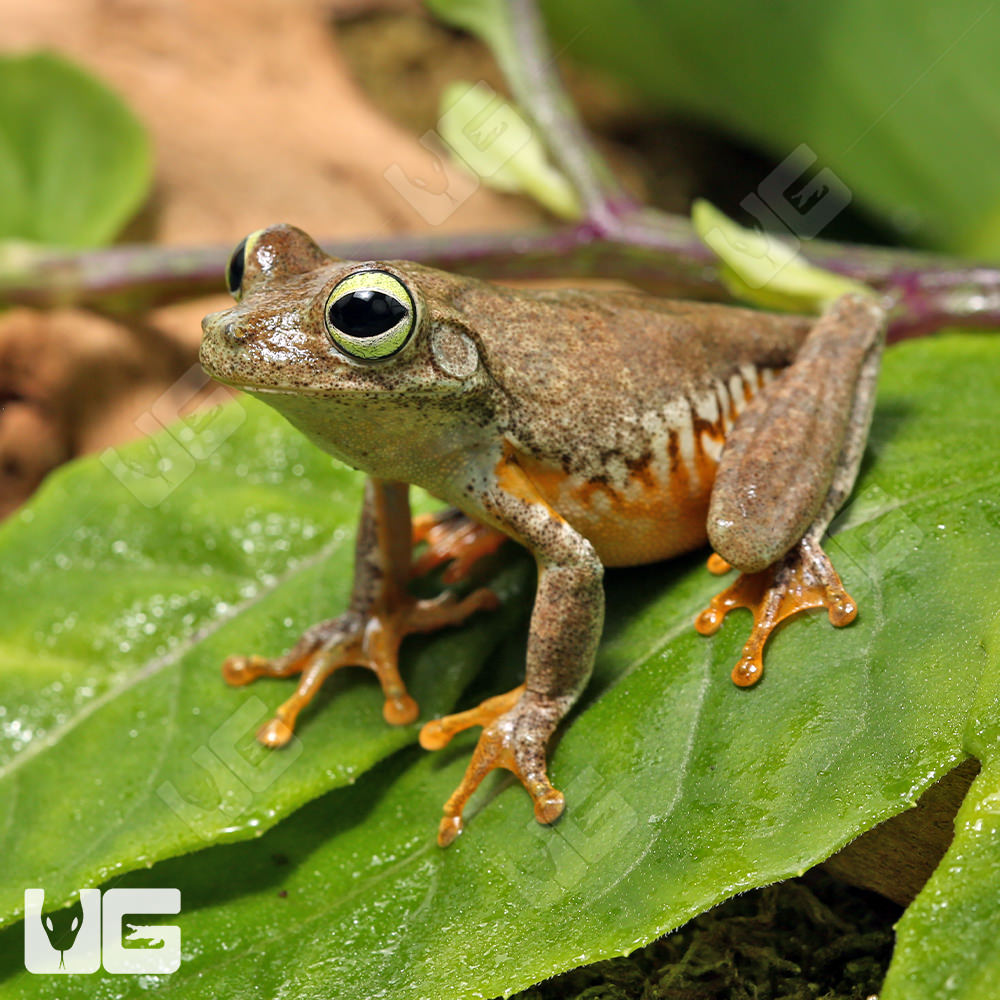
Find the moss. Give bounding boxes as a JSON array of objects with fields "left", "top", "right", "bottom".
[{"left": 511, "top": 872, "right": 900, "bottom": 1000}]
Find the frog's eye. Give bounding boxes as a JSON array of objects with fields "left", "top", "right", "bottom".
[
  {"left": 225, "top": 236, "right": 248, "bottom": 299},
  {"left": 324, "top": 269, "right": 416, "bottom": 360}
]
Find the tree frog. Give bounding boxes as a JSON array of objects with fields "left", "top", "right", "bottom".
[{"left": 200, "top": 224, "right": 885, "bottom": 846}]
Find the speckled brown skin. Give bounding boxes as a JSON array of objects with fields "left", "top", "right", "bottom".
[
  {"left": 200, "top": 224, "right": 885, "bottom": 844},
  {"left": 696, "top": 293, "right": 885, "bottom": 687},
  {"left": 707, "top": 294, "right": 885, "bottom": 572}
]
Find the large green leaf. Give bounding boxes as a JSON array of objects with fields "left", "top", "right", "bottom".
[
  {"left": 881, "top": 616, "right": 1000, "bottom": 998},
  {"left": 0, "top": 335, "right": 997, "bottom": 997},
  {"left": 0, "top": 394, "right": 526, "bottom": 926},
  {"left": 538, "top": 0, "right": 1000, "bottom": 255},
  {"left": 882, "top": 757, "right": 1000, "bottom": 999},
  {"left": 0, "top": 51, "right": 151, "bottom": 247}
]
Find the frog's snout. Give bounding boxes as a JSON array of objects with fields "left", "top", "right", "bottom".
[
  {"left": 202, "top": 310, "right": 235, "bottom": 342},
  {"left": 199, "top": 310, "right": 248, "bottom": 382},
  {"left": 202, "top": 310, "right": 256, "bottom": 352}
]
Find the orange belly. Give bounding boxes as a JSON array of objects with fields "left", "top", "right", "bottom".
[
  {"left": 498, "top": 366, "right": 779, "bottom": 567},
  {"left": 514, "top": 449, "right": 714, "bottom": 567}
]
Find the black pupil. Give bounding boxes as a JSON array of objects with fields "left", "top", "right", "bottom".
[
  {"left": 226, "top": 237, "right": 247, "bottom": 295},
  {"left": 329, "top": 289, "right": 407, "bottom": 338}
]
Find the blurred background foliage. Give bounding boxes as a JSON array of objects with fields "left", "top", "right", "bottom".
[
  {"left": 540, "top": 0, "right": 1000, "bottom": 256},
  {"left": 1, "top": 3, "right": 999, "bottom": 999},
  {"left": 0, "top": 51, "right": 150, "bottom": 248}
]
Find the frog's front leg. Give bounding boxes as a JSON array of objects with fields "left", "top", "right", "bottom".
[
  {"left": 223, "top": 478, "right": 498, "bottom": 745},
  {"left": 419, "top": 455, "right": 604, "bottom": 846},
  {"left": 696, "top": 292, "right": 886, "bottom": 685}
]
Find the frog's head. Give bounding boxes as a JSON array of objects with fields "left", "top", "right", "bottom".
[{"left": 200, "top": 225, "right": 496, "bottom": 478}]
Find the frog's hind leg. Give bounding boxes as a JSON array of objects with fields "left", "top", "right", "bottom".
[
  {"left": 223, "top": 478, "right": 498, "bottom": 746},
  {"left": 696, "top": 292, "right": 886, "bottom": 686}
]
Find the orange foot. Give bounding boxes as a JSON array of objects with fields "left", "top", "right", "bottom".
[
  {"left": 411, "top": 509, "right": 508, "bottom": 583},
  {"left": 223, "top": 586, "right": 499, "bottom": 747},
  {"left": 695, "top": 537, "right": 857, "bottom": 687},
  {"left": 419, "top": 684, "right": 565, "bottom": 846}
]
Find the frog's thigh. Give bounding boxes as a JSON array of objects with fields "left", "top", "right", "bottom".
[{"left": 707, "top": 293, "right": 886, "bottom": 572}]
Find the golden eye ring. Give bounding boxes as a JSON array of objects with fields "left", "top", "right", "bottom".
[
  {"left": 225, "top": 235, "right": 249, "bottom": 299},
  {"left": 324, "top": 269, "right": 416, "bottom": 360}
]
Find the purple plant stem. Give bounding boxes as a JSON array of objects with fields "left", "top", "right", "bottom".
[
  {"left": 504, "top": 0, "right": 638, "bottom": 229},
  {"left": 4, "top": 0, "right": 998, "bottom": 342},
  {"left": 4, "top": 0, "right": 997, "bottom": 342},
  {"left": 3, "top": 211, "right": 999, "bottom": 342}
]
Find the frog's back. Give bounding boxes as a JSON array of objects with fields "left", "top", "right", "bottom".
[{"left": 456, "top": 284, "right": 813, "bottom": 566}]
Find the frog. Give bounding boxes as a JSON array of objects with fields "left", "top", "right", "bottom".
[{"left": 199, "top": 223, "right": 886, "bottom": 846}]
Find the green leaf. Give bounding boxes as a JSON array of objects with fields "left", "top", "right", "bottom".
[
  {"left": 538, "top": 0, "right": 1000, "bottom": 255},
  {"left": 882, "top": 756, "right": 1000, "bottom": 999},
  {"left": 693, "top": 199, "right": 874, "bottom": 311},
  {"left": 881, "top": 615, "right": 1000, "bottom": 1000},
  {"left": 0, "top": 394, "right": 527, "bottom": 926},
  {"left": 438, "top": 81, "right": 582, "bottom": 220},
  {"left": 427, "top": 0, "right": 614, "bottom": 216},
  {"left": 0, "top": 51, "right": 152, "bottom": 247},
  {"left": 0, "top": 334, "right": 998, "bottom": 995}
]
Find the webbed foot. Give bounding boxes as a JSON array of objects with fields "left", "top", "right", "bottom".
[
  {"left": 419, "top": 684, "right": 566, "bottom": 846},
  {"left": 695, "top": 537, "right": 857, "bottom": 686},
  {"left": 411, "top": 508, "right": 508, "bottom": 583},
  {"left": 224, "top": 586, "right": 498, "bottom": 746}
]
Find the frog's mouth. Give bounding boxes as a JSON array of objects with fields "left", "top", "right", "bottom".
[
  {"left": 198, "top": 339, "right": 256, "bottom": 393},
  {"left": 199, "top": 361, "right": 327, "bottom": 398},
  {"left": 198, "top": 344, "right": 372, "bottom": 401}
]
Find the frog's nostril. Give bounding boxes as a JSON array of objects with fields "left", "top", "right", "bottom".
[
  {"left": 201, "top": 312, "right": 245, "bottom": 344},
  {"left": 221, "top": 321, "right": 242, "bottom": 343}
]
